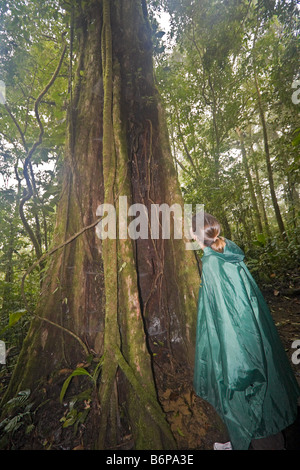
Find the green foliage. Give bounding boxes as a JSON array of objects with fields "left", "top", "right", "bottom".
[
  {"left": 0, "top": 0, "right": 69, "bottom": 369},
  {"left": 0, "top": 389, "right": 34, "bottom": 448},
  {"left": 155, "top": 0, "right": 300, "bottom": 258},
  {"left": 245, "top": 231, "right": 300, "bottom": 283},
  {"left": 60, "top": 357, "right": 104, "bottom": 403},
  {"left": 58, "top": 357, "right": 104, "bottom": 436},
  {"left": 1, "top": 309, "right": 27, "bottom": 333},
  {"left": 292, "top": 128, "right": 300, "bottom": 147},
  {"left": 60, "top": 398, "right": 90, "bottom": 433},
  {"left": 3, "top": 388, "right": 31, "bottom": 411}
]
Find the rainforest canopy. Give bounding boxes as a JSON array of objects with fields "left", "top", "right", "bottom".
[{"left": 193, "top": 239, "right": 300, "bottom": 450}]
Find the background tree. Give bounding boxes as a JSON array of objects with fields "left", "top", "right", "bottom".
[{"left": 157, "top": 0, "right": 299, "bottom": 273}]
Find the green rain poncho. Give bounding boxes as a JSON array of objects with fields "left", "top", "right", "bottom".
[{"left": 193, "top": 239, "right": 300, "bottom": 450}]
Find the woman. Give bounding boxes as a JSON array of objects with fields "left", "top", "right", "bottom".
[{"left": 191, "top": 211, "right": 300, "bottom": 450}]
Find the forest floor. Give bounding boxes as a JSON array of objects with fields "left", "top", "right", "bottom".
[{"left": 1, "top": 271, "right": 300, "bottom": 450}]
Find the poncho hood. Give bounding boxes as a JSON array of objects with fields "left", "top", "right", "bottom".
[{"left": 203, "top": 238, "right": 245, "bottom": 264}]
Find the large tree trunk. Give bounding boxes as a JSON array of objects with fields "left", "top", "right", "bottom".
[{"left": 2, "top": 0, "right": 200, "bottom": 450}]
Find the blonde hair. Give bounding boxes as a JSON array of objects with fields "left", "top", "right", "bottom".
[{"left": 192, "top": 212, "right": 226, "bottom": 253}]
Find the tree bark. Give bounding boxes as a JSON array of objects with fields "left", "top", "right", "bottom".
[{"left": 2, "top": 0, "right": 200, "bottom": 450}]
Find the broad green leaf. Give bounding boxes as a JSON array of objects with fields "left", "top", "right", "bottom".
[
  {"left": 8, "top": 310, "right": 27, "bottom": 328},
  {"left": 60, "top": 368, "right": 93, "bottom": 403}
]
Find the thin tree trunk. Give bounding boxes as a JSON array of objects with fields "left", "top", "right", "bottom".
[
  {"left": 252, "top": 154, "right": 271, "bottom": 238},
  {"left": 254, "top": 72, "right": 287, "bottom": 241},
  {"left": 236, "top": 127, "right": 263, "bottom": 235}
]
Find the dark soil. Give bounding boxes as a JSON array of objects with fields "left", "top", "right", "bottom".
[{"left": 262, "top": 279, "right": 300, "bottom": 451}]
